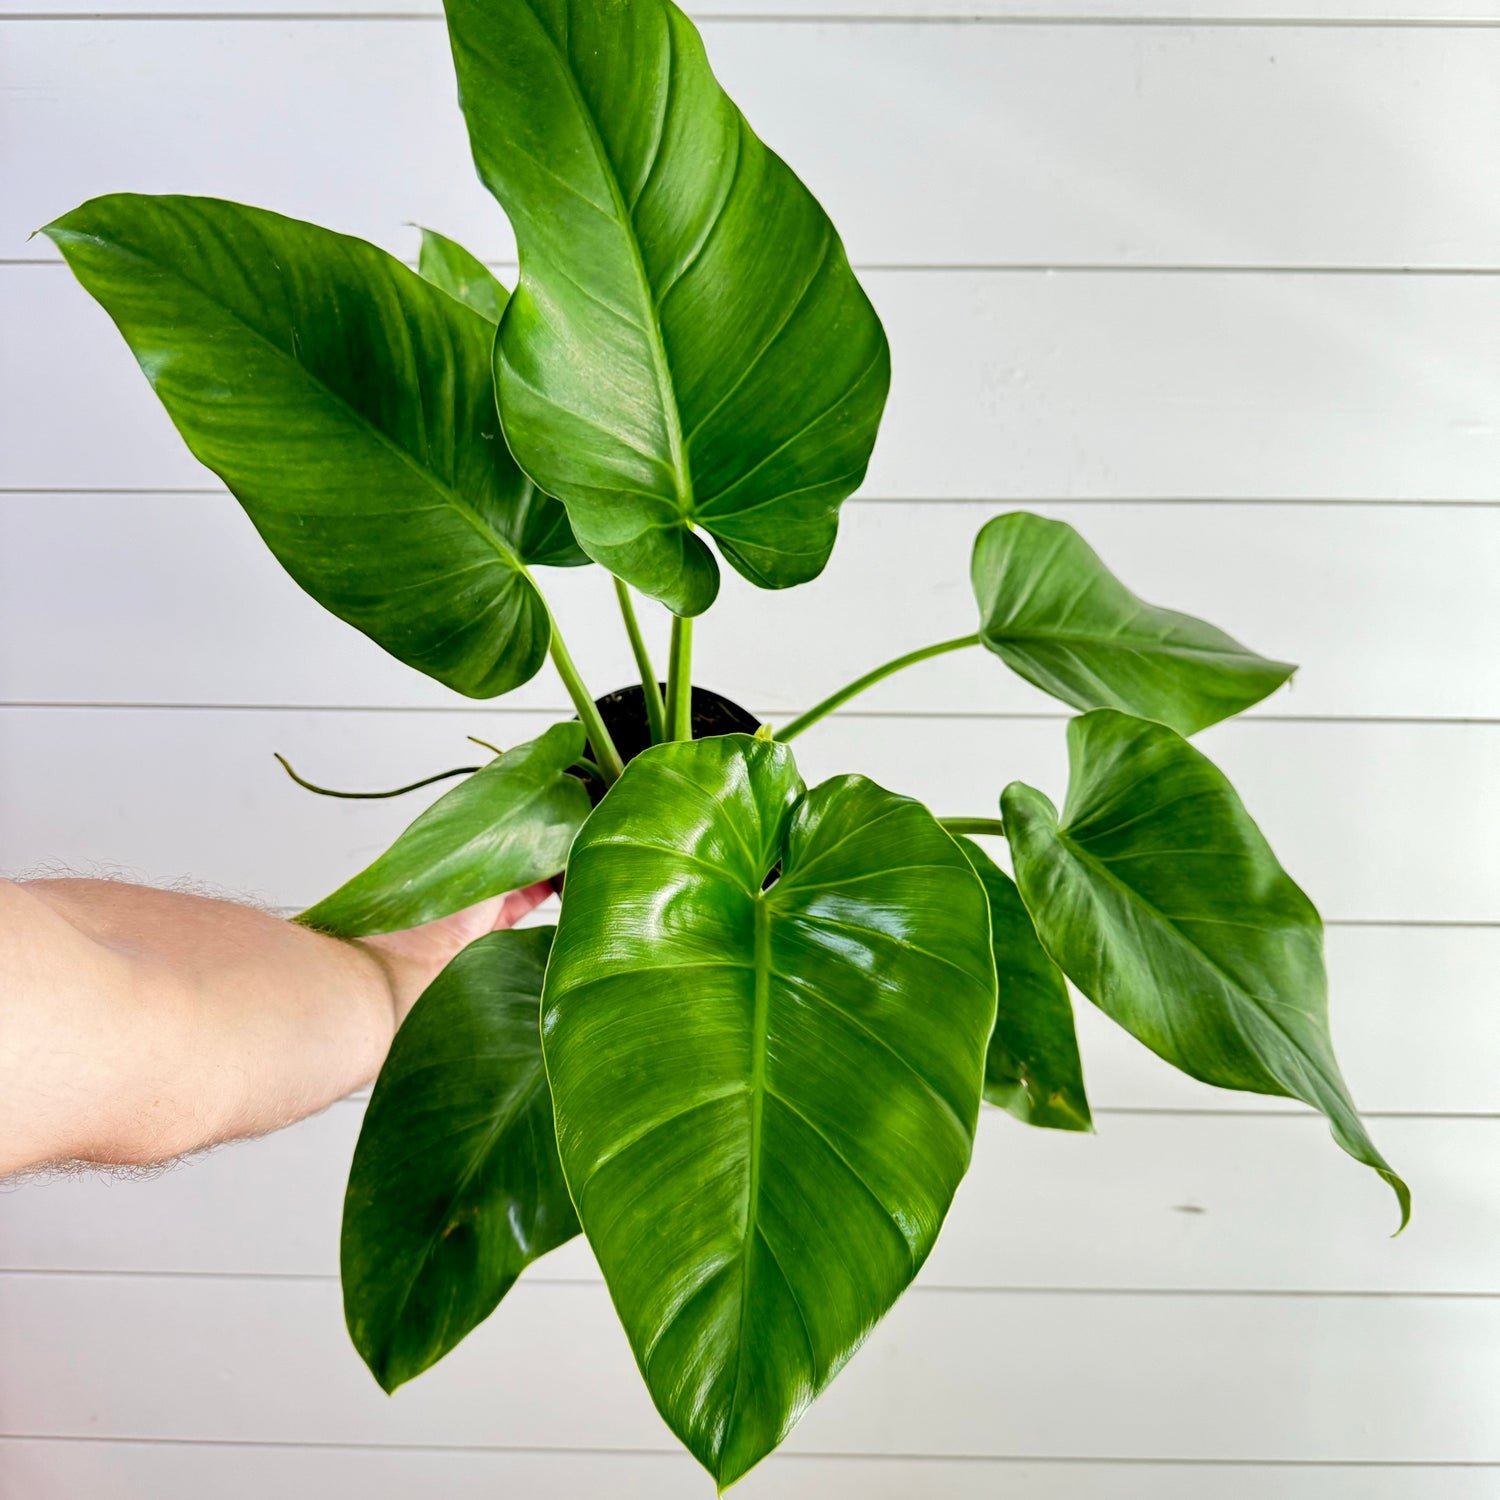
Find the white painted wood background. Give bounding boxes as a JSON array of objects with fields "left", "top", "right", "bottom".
[{"left": 2, "top": 2, "right": 1499, "bottom": 1496}]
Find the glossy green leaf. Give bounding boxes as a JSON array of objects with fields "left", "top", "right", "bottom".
[
  {"left": 541, "top": 735, "right": 995, "bottom": 1487},
  {"left": 43, "top": 193, "right": 583, "bottom": 697},
  {"left": 342, "top": 926, "right": 579, "bottom": 1392},
  {"left": 1002, "top": 709, "right": 1408, "bottom": 1224},
  {"left": 300, "top": 723, "right": 589, "bottom": 937},
  {"left": 416, "top": 226, "right": 510, "bottom": 323},
  {"left": 443, "top": 0, "right": 892, "bottom": 617},
  {"left": 955, "top": 838, "right": 1091, "bottom": 1133},
  {"left": 972, "top": 512, "right": 1295, "bottom": 734}
]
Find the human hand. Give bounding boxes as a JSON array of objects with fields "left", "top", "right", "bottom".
[{"left": 358, "top": 882, "right": 555, "bottom": 1026}]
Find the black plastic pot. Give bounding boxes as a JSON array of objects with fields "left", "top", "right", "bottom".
[
  {"left": 548, "top": 684, "right": 761, "bottom": 893},
  {"left": 584, "top": 682, "right": 760, "bottom": 794}
]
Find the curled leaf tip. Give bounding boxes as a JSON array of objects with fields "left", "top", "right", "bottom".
[{"left": 1385, "top": 1171, "right": 1413, "bottom": 1237}]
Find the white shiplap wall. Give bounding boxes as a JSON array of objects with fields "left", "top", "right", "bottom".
[{"left": 2, "top": 5, "right": 1499, "bottom": 1497}]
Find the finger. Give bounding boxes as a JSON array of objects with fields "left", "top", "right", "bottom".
[{"left": 493, "top": 881, "right": 555, "bottom": 931}]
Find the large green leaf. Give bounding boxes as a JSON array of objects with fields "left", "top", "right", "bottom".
[
  {"left": 44, "top": 193, "right": 584, "bottom": 696},
  {"left": 956, "top": 838, "right": 1091, "bottom": 1132},
  {"left": 342, "top": 926, "right": 579, "bottom": 1392},
  {"left": 416, "top": 226, "right": 510, "bottom": 323},
  {"left": 443, "top": 0, "right": 891, "bottom": 617},
  {"left": 410, "top": 224, "right": 586, "bottom": 571},
  {"left": 972, "top": 512, "right": 1295, "bottom": 734},
  {"left": 300, "top": 723, "right": 589, "bottom": 937},
  {"left": 1002, "top": 709, "right": 1408, "bottom": 1223},
  {"left": 541, "top": 735, "right": 995, "bottom": 1486}
]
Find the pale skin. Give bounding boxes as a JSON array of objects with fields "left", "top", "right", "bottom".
[{"left": 0, "top": 877, "right": 553, "bottom": 1178}]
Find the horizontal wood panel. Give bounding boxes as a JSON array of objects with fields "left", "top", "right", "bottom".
[
  {"left": 3, "top": 708, "right": 1496, "bottom": 921},
  {"left": 12, "top": 267, "right": 1500, "bottom": 501},
  {"left": 3, "top": 1273, "right": 1497, "bottom": 1460},
  {"left": 5, "top": 494, "right": 1497, "bottom": 721},
  {"left": 10, "top": 22, "right": 1500, "bottom": 268},
  {"left": 1, "top": 1109, "right": 1472, "bottom": 1286},
  {"left": 3, "top": 1441, "right": 1495, "bottom": 1500}
]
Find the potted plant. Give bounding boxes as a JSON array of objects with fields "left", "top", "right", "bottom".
[{"left": 42, "top": 0, "right": 1406, "bottom": 1488}]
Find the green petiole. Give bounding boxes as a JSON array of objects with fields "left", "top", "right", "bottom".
[
  {"left": 548, "top": 616, "right": 625, "bottom": 783},
  {"left": 939, "top": 817, "right": 1007, "bottom": 838},
  {"left": 665, "top": 614, "right": 694, "bottom": 742},
  {"left": 774, "top": 633, "right": 981, "bottom": 742},
  {"left": 614, "top": 577, "right": 668, "bottom": 745}
]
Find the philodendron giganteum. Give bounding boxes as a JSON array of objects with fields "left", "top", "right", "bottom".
[{"left": 45, "top": 0, "right": 1407, "bottom": 1486}]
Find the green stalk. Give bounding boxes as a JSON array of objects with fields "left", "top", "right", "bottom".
[
  {"left": 774, "top": 633, "right": 981, "bottom": 743},
  {"left": 549, "top": 619, "right": 625, "bottom": 784},
  {"left": 614, "top": 577, "right": 667, "bottom": 745},
  {"left": 939, "top": 817, "right": 1007, "bottom": 838},
  {"left": 273, "top": 754, "right": 478, "bottom": 800},
  {"left": 665, "top": 615, "right": 694, "bottom": 742},
  {"left": 572, "top": 755, "right": 605, "bottom": 779}
]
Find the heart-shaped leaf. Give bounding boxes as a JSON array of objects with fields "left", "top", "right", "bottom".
[
  {"left": 955, "top": 837, "right": 1091, "bottom": 1132},
  {"left": 342, "top": 926, "right": 579, "bottom": 1392},
  {"left": 972, "top": 512, "right": 1295, "bottom": 734},
  {"left": 44, "top": 193, "right": 584, "bottom": 696},
  {"left": 541, "top": 735, "right": 995, "bottom": 1486},
  {"left": 442, "top": 0, "right": 891, "bottom": 617},
  {"left": 416, "top": 226, "right": 510, "bottom": 324},
  {"left": 410, "top": 228, "right": 586, "bottom": 573},
  {"left": 1002, "top": 709, "right": 1407, "bottom": 1224},
  {"left": 300, "top": 723, "right": 589, "bottom": 937}
]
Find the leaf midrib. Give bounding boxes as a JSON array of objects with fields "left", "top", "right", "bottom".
[
  {"left": 1051, "top": 820, "right": 1345, "bottom": 1109},
  {"left": 371, "top": 1038, "right": 548, "bottom": 1372},
  {"left": 400, "top": 777, "right": 567, "bottom": 901},
  {"left": 525, "top": 7, "right": 694, "bottom": 517},
  {"left": 722, "top": 893, "right": 773, "bottom": 1460},
  {"left": 310, "top": 747, "right": 575, "bottom": 927},
  {"left": 64, "top": 222, "right": 527, "bottom": 577},
  {"left": 990, "top": 626, "right": 1281, "bottom": 669}
]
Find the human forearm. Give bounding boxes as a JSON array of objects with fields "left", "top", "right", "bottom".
[{"left": 0, "top": 878, "right": 401, "bottom": 1173}]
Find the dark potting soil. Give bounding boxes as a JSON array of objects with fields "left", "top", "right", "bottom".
[
  {"left": 548, "top": 685, "right": 762, "bottom": 893},
  {"left": 584, "top": 684, "right": 761, "bottom": 791}
]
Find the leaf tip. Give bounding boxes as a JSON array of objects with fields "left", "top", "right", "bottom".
[
  {"left": 1385, "top": 1169, "right": 1413, "bottom": 1237},
  {"left": 35, "top": 201, "right": 97, "bottom": 250},
  {"left": 346, "top": 1320, "right": 406, "bottom": 1396},
  {"left": 1265, "top": 657, "right": 1299, "bottom": 696},
  {"left": 712, "top": 1450, "right": 762, "bottom": 1495}
]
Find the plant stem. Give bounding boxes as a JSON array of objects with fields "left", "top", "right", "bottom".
[
  {"left": 614, "top": 577, "right": 667, "bottom": 745},
  {"left": 665, "top": 615, "right": 694, "bottom": 741},
  {"left": 939, "top": 817, "right": 1007, "bottom": 838},
  {"left": 273, "top": 754, "right": 478, "bottom": 800},
  {"left": 774, "top": 633, "right": 981, "bottom": 743},
  {"left": 549, "top": 620, "right": 626, "bottom": 783}
]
